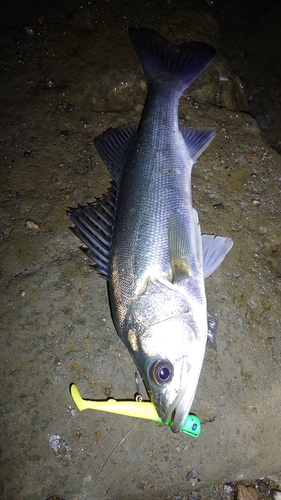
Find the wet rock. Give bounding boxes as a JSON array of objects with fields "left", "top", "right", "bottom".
[
  {"left": 25, "top": 219, "right": 40, "bottom": 230},
  {"left": 186, "top": 469, "right": 200, "bottom": 487},
  {"left": 255, "top": 113, "right": 270, "bottom": 131},
  {"left": 248, "top": 98, "right": 270, "bottom": 130},
  {"left": 213, "top": 202, "right": 225, "bottom": 210},
  {"left": 23, "top": 24, "right": 34, "bottom": 36},
  {"left": 44, "top": 497, "right": 66, "bottom": 500},
  {"left": 67, "top": 6, "right": 98, "bottom": 33},
  {"left": 269, "top": 490, "right": 281, "bottom": 500},
  {"left": 244, "top": 151, "right": 258, "bottom": 160},
  {"left": 45, "top": 76, "right": 55, "bottom": 87},
  {"left": 224, "top": 483, "right": 234, "bottom": 495},
  {"left": 235, "top": 484, "right": 258, "bottom": 500},
  {"left": 210, "top": 58, "right": 248, "bottom": 111},
  {"left": 248, "top": 100, "right": 265, "bottom": 118}
]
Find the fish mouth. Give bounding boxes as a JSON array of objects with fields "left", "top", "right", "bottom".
[{"left": 162, "top": 389, "right": 193, "bottom": 433}]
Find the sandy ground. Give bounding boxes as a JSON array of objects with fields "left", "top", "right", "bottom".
[{"left": 1, "top": 1, "right": 281, "bottom": 499}]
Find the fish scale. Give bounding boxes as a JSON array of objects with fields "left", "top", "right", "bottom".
[
  {"left": 113, "top": 123, "right": 192, "bottom": 289},
  {"left": 68, "top": 27, "right": 233, "bottom": 433}
]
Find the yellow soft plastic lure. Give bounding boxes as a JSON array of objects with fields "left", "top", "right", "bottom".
[{"left": 70, "top": 384, "right": 201, "bottom": 437}]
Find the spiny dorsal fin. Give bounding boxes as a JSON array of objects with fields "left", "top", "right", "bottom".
[
  {"left": 67, "top": 185, "right": 116, "bottom": 279},
  {"left": 94, "top": 124, "right": 136, "bottom": 184}
]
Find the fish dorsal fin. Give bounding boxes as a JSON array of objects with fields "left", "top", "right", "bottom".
[
  {"left": 168, "top": 212, "right": 196, "bottom": 283},
  {"left": 94, "top": 124, "right": 136, "bottom": 184},
  {"left": 180, "top": 126, "right": 215, "bottom": 162},
  {"left": 202, "top": 234, "right": 233, "bottom": 279},
  {"left": 67, "top": 184, "right": 117, "bottom": 279}
]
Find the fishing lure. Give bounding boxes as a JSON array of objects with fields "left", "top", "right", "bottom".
[{"left": 70, "top": 384, "right": 201, "bottom": 437}]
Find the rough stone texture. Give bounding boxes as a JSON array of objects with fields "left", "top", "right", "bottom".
[
  {"left": 235, "top": 484, "right": 259, "bottom": 500},
  {"left": 1, "top": 0, "right": 281, "bottom": 499},
  {"left": 270, "top": 491, "right": 281, "bottom": 500}
]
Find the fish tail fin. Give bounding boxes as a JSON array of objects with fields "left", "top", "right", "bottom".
[{"left": 129, "top": 27, "right": 215, "bottom": 94}]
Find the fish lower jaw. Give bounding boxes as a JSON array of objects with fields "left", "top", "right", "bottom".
[
  {"left": 161, "top": 388, "right": 197, "bottom": 433},
  {"left": 171, "top": 402, "right": 194, "bottom": 433}
]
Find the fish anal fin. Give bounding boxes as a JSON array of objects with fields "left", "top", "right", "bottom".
[
  {"left": 180, "top": 126, "right": 216, "bottom": 162},
  {"left": 202, "top": 234, "right": 233, "bottom": 279}
]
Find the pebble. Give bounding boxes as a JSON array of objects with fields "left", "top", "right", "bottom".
[
  {"left": 270, "top": 490, "right": 281, "bottom": 500},
  {"left": 213, "top": 202, "right": 225, "bottom": 210},
  {"left": 186, "top": 469, "right": 200, "bottom": 486},
  {"left": 251, "top": 199, "right": 261, "bottom": 206},
  {"left": 235, "top": 484, "right": 258, "bottom": 500},
  {"left": 45, "top": 76, "right": 55, "bottom": 87},
  {"left": 244, "top": 152, "right": 258, "bottom": 161},
  {"left": 23, "top": 25, "right": 34, "bottom": 36},
  {"left": 25, "top": 219, "right": 40, "bottom": 230},
  {"left": 44, "top": 496, "right": 66, "bottom": 500},
  {"left": 224, "top": 483, "right": 234, "bottom": 494}
]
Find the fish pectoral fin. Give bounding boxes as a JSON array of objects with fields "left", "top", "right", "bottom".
[
  {"left": 202, "top": 234, "right": 233, "bottom": 279},
  {"left": 180, "top": 125, "right": 216, "bottom": 162},
  {"left": 94, "top": 124, "right": 137, "bottom": 184},
  {"left": 168, "top": 213, "right": 193, "bottom": 283}
]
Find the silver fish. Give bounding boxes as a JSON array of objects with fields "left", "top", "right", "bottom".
[{"left": 68, "top": 28, "right": 233, "bottom": 433}]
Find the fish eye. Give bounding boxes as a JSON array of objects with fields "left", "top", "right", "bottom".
[{"left": 150, "top": 360, "right": 174, "bottom": 385}]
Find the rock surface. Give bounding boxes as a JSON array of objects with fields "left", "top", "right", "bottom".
[
  {"left": 1, "top": 0, "right": 281, "bottom": 499},
  {"left": 235, "top": 484, "right": 258, "bottom": 500}
]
